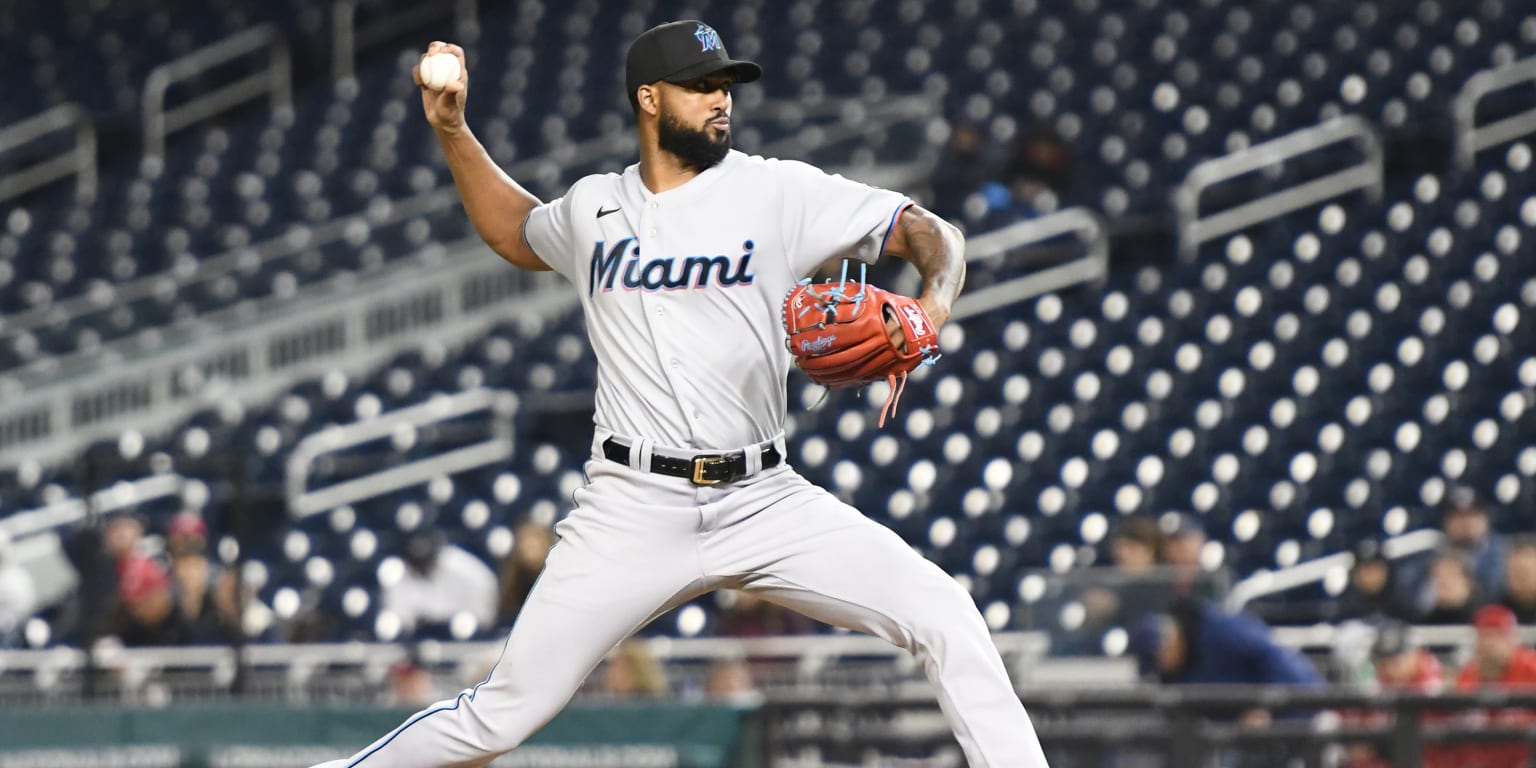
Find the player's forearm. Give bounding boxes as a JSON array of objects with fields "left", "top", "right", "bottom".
[
  {"left": 893, "top": 206, "right": 966, "bottom": 327},
  {"left": 437, "top": 126, "right": 542, "bottom": 259}
]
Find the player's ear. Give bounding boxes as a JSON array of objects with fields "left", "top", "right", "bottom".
[{"left": 637, "top": 83, "right": 660, "bottom": 117}]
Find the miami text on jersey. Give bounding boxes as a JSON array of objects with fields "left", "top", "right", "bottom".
[{"left": 588, "top": 238, "right": 756, "bottom": 295}]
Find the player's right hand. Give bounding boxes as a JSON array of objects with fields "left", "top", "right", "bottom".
[{"left": 414, "top": 41, "right": 468, "bottom": 134}]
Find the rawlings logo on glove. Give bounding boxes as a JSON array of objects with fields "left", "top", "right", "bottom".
[{"left": 782, "top": 267, "right": 941, "bottom": 427}]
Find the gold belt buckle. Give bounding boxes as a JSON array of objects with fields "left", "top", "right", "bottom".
[{"left": 692, "top": 455, "right": 728, "bottom": 485}]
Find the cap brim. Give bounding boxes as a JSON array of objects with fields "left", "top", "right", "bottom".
[{"left": 663, "top": 58, "right": 763, "bottom": 85}]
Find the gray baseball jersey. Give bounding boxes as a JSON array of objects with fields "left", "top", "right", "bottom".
[{"left": 524, "top": 149, "right": 910, "bottom": 451}]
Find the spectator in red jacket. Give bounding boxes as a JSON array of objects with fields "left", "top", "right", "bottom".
[
  {"left": 1340, "top": 620, "right": 1453, "bottom": 768},
  {"left": 1451, "top": 605, "right": 1536, "bottom": 768}
]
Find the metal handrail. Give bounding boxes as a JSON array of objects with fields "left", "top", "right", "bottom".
[
  {"left": 1174, "top": 115, "right": 1383, "bottom": 260},
  {"left": 0, "top": 242, "right": 571, "bottom": 468},
  {"left": 1226, "top": 528, "right": 1443, "bottom": 610},
  {"left": 142, "top": 24, "right": 292, "bottom": 158},
  {"left": 0, "top": 473, "right": 187, "bottom": 540},
  {"left": 285, "top": 387, "right": 518, "bottom": 516},
  {"left": 0, "top": 631, "right": 1050, "bottom": 677},
  {"left": 0, "top": 90, "right": 911, "bottom": 350},
  {"left": 894, "top": 207, "right": 1110, "bottom": 319},
  {"left": 0, "top": 104, "right": 97, "bottom": 204},
  {"left": 1454, "top": 54, "right": 1536, "bottom": 170},
  {"left": 331, "top": 0, "right": 479, "bottom": 80}
]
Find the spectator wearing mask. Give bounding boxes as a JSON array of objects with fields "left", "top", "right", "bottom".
[
  {"left": 1449, "top": 605, "right": 1536, "bottom": 768},
  {"left": 1498, "top": 536, "right": 1536, "bottom": 623},
  {"left": 0, "top": 530, "right": 37, "bottom": 648},
  {"left": 382, "top": 528, "right": 498, "bottom": 639},
  {"left": 1419, "top": 552, "right": 1485, "bottom": 625}
]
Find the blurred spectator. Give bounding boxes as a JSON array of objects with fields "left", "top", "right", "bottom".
[
  {"left": 1419, "top": 552, "right": 1485, "bottom": 625},
  {"left": 0, "top": 530, "right": 37, "bottom": 648},
  {"left": 1082, "top": 516, "right": 1166, "bottom": 629},
  {"left": 1438, "top": 488, "right": 1508, "bottom": 598},
  {"left": 387, "top": 646, "right": 451, "bottom": 707},
  {"left": 1370, "top": 621, "right": 1446, "bottom": 693},
  {"left": 107, "top": 556, "right": 193, "bottom": 647},
  {"left": 1340, "top": 621, "right": 1453, "bottom": 768},
  {"left": 63, "top": 513, "right": 146, "bottom": 642},
  {"left": 104, "top": 514, "right": 145, "bottom": 564},
  {"left": 1130, "top": 598, "right": 1324, "bottom": 687},
  {"left": 496, "top": 521, "right": 554, "bottom": 627},
  {"left": 164, "top": 511, "right": 241, "bottom": 644},
  {"left": 1107, "top": 515, "right": 1158, "bottom": 572},
  {"left": 1158, "top": 513, "right": 1224, "bottom": 600},
  {"left": 929, "top": 120, "right": 1003, "bottom": 221},
  {"left": 1130, "top": 597, "right": 1322, "bottom": 733},
  {"left": 705, "top": 657, "right": 762, "bottom": 706},
  {"left": 715, "top": 590, "right": 817, "bottom": 637},
  {"left": 383, "top": 529, "right": 498, "bottom": 638},
  {"left": 1336, "top": 540, "right": 1417, "bottom": 622},
  {"left": 389, "top": 659, "right": 440, "bottom": 707},
  {"left": 1449, "top": 605, "right": 1536, "bottom": 768},
  {"left": 599, "top": 639, "right": 669, "bottom": 699},
  {"left": 1498, "top": 536, "right": 1536, "bottom": 623},
  {"left": 1003, "top": 123, "right": 1074, "bottom": 211}
]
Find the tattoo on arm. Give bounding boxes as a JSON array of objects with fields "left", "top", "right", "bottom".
[{"left": 890, "top": 205, "right": 966, "bottom": 320}]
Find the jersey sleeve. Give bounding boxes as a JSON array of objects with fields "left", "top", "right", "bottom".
[
  {"left": 522, "top": 185, "right": 580, "bottom": 279},
  {"left": 778, "top": 159, "right": 912, "bottom": 278}
]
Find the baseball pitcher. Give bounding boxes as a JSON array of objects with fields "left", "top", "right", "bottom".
[{"left": 311, "top": 20, "right": 1050, "bottom": 768}]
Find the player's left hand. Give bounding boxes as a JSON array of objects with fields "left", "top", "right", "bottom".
[{"left": 784, "top": 279, "right": 942, "bottom": 425}]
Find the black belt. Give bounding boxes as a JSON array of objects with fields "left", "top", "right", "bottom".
[{"left": 601, "top": 437, "right": 782, "bottom": 485}]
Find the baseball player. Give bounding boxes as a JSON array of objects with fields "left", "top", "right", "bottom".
[{"left": 312, "top": 21, "right": 1049, "bottom": 768}]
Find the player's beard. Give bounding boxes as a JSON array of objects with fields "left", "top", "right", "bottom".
[{"left": 658, "top": 107, "right": 730, "bottom": 171}]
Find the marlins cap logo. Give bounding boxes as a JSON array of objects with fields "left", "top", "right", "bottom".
[{"left": 694, "top": 23, "right": 723, "bottom": 52}]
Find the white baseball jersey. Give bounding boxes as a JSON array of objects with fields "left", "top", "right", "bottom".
[
  {"left": 523, "top": 149, "right": 910, "bottom": 451},
  {"left": 313, "top": 149, "right": 1051, "bottom": 768}
]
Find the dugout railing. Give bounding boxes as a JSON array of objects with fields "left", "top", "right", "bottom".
[{"left": 761, "top": 687, "right": 1536, "bottom": 768}]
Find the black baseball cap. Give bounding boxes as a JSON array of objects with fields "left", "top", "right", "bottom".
[{"left": 625, "top": 21, "right": 762, "bottom": 102}]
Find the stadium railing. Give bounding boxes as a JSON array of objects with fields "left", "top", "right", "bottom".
[{"left": 0, "top": 104, "right": 97, "bottom": 205}]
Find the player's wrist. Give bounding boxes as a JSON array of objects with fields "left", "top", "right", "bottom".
[
  {"left": 918, "top": 296, "right": 951, "bottom": 328},
  {"left": 433, "top": 119, "right": 469, "bottom": 139}
]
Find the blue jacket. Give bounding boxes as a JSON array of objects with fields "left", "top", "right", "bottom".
[{"left": 1165, "top": 601, "right": 1324, "bottom": 687}]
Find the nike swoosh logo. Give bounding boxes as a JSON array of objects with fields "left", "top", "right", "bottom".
[{"left": 596, "top": 206, "right": 621, "bottom": 219}]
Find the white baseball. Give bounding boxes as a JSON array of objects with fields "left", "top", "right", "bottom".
[{"left": 420, "top": 52, "right": 461, "bottom": 91}]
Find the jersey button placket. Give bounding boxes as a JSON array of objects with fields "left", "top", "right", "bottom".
[{"left": 640, "top": 201, "right": 699, "bottom": 444}]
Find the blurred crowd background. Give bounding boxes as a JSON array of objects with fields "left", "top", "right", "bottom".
[{"left": 3, "top": 0, "right": 1536, "bottom": 765}]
